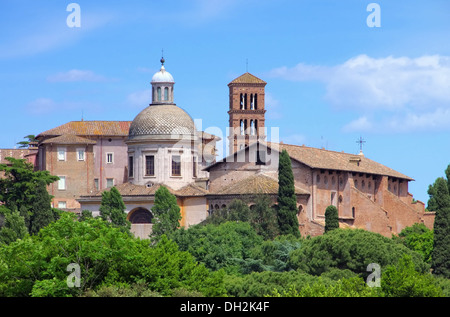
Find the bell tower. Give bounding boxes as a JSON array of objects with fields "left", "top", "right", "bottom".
[{"left": 227, "top": 72, "right": 267, "bottom": 155}]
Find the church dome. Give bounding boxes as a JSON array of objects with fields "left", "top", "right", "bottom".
[
  {"left": 151, "top": 58, "right": 174, "bottom": 83},
  {"left": 128, "top": 104, "right": 196, "bottom": 140},
  {"left": 151, "top": 66, "right": 174, "bottom": 83}
]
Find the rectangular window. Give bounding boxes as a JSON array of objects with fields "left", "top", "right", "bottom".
[
  {"left": 58, "top": 176, "right": 66, "bottom": 190},
  {"left": 192, "top": 156, "right": 197, "bottom": 178},
  {"left": 106, "top": 153, "right": 114, "bottom": 164},
  {"left": 128, "top": 156, "right": 134, "bottom": 178},
  {"left": 58, "top": 201, "right": 67, "bottom": 209},
  {"left": 57, "top": 147, "right": 66, "bottom": 161},
  {"left": 77, "top": 148, "right": 85, "bottom": 161},
  {"left": 171, "top": 155, "right": 181, "bottom": 176},
  {"left": 145, "top": 155, "right": 155, "bottom": 176},
  {"left": 106, "top": 178, "right": 114, "bottom": 188},
  {"left": 94, "top": 178, "right": 99, "bottom": 190}
]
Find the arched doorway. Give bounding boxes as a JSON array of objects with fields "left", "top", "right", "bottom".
[
  {"left": 128, "top": 207, "right": 153, "bottom": 239},
  {"left": 128, "top": 207, "right": 153, "bottom": 224}
]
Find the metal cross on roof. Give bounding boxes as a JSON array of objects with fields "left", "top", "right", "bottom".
[{"left": 356, "top": 136, "right": 366, "bottom": 153}]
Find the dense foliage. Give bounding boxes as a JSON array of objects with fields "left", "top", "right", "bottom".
[
  {"left": 426, "top": 166, "right": 450, "bottom": 278},
  {"left": 288, "top": 228, "right": 429, "bottom": 277},
  {"left": 151, "top": 186, "right": 182, "bottom": 242},
  {"left": 0, "top": 212, "right": 225, "bottom": 297},
  {"left": 99, "top": 186, "right": 130, "bottom": 232},
  {"left": 171, "top": 221, "right": 263, "bottom": 273},
  {"left": 324, "top": 205, "right": 339, "bottom": 233},
  {"left": 0, "top": 158, "right": 59, "bottom": 235},
  {"left": 0, "top": 158, "right": 449, "bottom": 297},
  {"left": 277, "top": 149, "right": 299, "bottom": 237},
  {"left": 394, "top": 223, "right": 433, "bottom": 263},
  {"left": 0, "top": 158, "right": 59, "bottom": 213},
  {"left": 203, "top": 196, "right": 279, "bottom": 240}
]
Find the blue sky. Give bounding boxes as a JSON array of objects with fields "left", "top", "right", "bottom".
[{"left": 1, "top": 0, "right": 449, "bottom": 204}]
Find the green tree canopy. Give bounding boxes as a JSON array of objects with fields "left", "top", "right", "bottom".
[
  {"left": 0, "top": 209, "right": 28, "bottom": 245},
  {"left": 427, "top": 177, "right": 450, "bottom": 212},
  {"left": 249, "top": 195, "right": 279, "bottom": 240},
  {"left": 395, "top": 223, "right": 433, "bottom": 263},
  {"left": 16, "top": 135, "right": 37, "bottom": 149},
  {"left": 99, "top": 186, "right": 130, "bottom": 232},
  {"left": 29, "top": 180, "right": 57, "bottom": 235},
  {"left": 150, "top": 186, "right": 181, "bottom": 242},
  {"left": 0, "top": 212, "right": 226, "bottom": 297},
  {"left": 431, "top": 207, "right": 450, "bottom": 277},
  {"left": 277, "top": 149, "right": 299, "bottom": 237},
  {"left": 0, "top": 157, "right": 59, "bottom": 212},
  {"left": 171, "top": 221, "right": 263, "bottom": 273},
  {"left": 288, "top": 228, "right": 429, "bottom": 278},
  {"left": 382, "top": 255, "right": 442, "bottom": 297},
  {"left": 324, "top": 205, "right": 339, "bottom": 233},
  {"left": 426, "top": 167, "right": 450, "bottom": 278}
]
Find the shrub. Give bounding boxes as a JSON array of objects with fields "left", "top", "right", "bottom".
[{"left": 288, "top": 228, "right": 428, "bottom": 278}]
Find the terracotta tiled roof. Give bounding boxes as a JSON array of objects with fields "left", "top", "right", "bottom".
[
  {"left": 37, "top": 121, "right": 132, "bottom": 138},
  {"left": 41, "top": 135, "right": 97, "bottom": 145},
  {"left": 229, "top": 72, "right": 267, "bottom": 85},
  {"left": 205, "top": 141, "right": 413, "bottom": 181},
  {"left": 0, "top": 149, "right": 36, "bottom": 164},
  {"left": 176, "top": 183, "right": 209, "bottom": 196},
  {"left": 210, "top": 173, "right": 309, "bottom": 196},
  {"left": 84, "top": 182, "right": 208, "bottom": 198},
  {"left": 269, "top": 142, "right": 413, "bottom": 181}
]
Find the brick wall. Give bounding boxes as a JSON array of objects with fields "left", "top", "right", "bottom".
[{"left": 45, "top": 144, "right": 94, "bottom": 210}]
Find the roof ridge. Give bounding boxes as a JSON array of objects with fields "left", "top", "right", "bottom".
[{"left": 229, "top": 72, "right": 267, "bottom": 85}]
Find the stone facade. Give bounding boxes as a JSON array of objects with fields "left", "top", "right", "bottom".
[
  {"left": 35, "top": 122, "right": 131, "bottom": 211},
  {"left": 17, "top": 66, "right": 433, "bottom": 239},
  {"left": 205, "top": 142, "right": 434, "bottom": 237}
]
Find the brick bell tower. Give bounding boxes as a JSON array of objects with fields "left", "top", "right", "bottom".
[{"left": 228, "top": 72, "right": 267, "bottom": 155}]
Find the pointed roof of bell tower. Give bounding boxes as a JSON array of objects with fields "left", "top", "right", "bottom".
[{"left": 228, "top": 72, "right": 267, "bottom": 85}]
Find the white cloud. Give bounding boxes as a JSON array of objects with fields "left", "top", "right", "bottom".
[
  {"left": 269, "top": 54, "right": 450, "bottom": 132},
  {"left": 47, "top": 70, "right": 108, "bottom": 82},
  {"left": 342, "top": 116, "right": 374, "bottom": 133},
  {"left": 386, "top": 108, "right": 450, "bottom": 133},
  {"left": 126, "top": 89, "right": 152, "bottom": 108}
]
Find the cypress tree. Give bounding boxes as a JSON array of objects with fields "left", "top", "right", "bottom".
[
  {"left": 277, "top": 149, "right": 300, "bottom": 237},
  {"left": 29, "top": 180, "right": 55, "bottom": 235},
  {"left": 151, "top": 185, "right": 182, "bottom": 241},
  {"left": 430, "top": 177, "right": 450, "bottom": 278},
  {"left": 324, "top": 205, "right": 339, "bottom": 233},
  {"left": 99, "top": 187, "right": 130, "bottom": 231}
]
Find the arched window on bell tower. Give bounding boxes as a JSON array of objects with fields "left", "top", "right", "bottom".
[
  {"left": 157, "top": 87, "right": 162, "bottom": 101},
  {"left": 240, "top": 120, "right": 244, "bottom": 135},
  {"left": 250, "top": 94, "right": 255, "bottom": 110},
  {"left": 240, "top": 94, "right": 244, "bottom": 109},
  {"left": 254, "top": 94, "right": 258, "bottom": 110},
  {"left": 164, "top": 87, "right": 169, "bottom": 101},
  {"left": 250, "top": 120, "right": 255, "bottom": 135}
]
